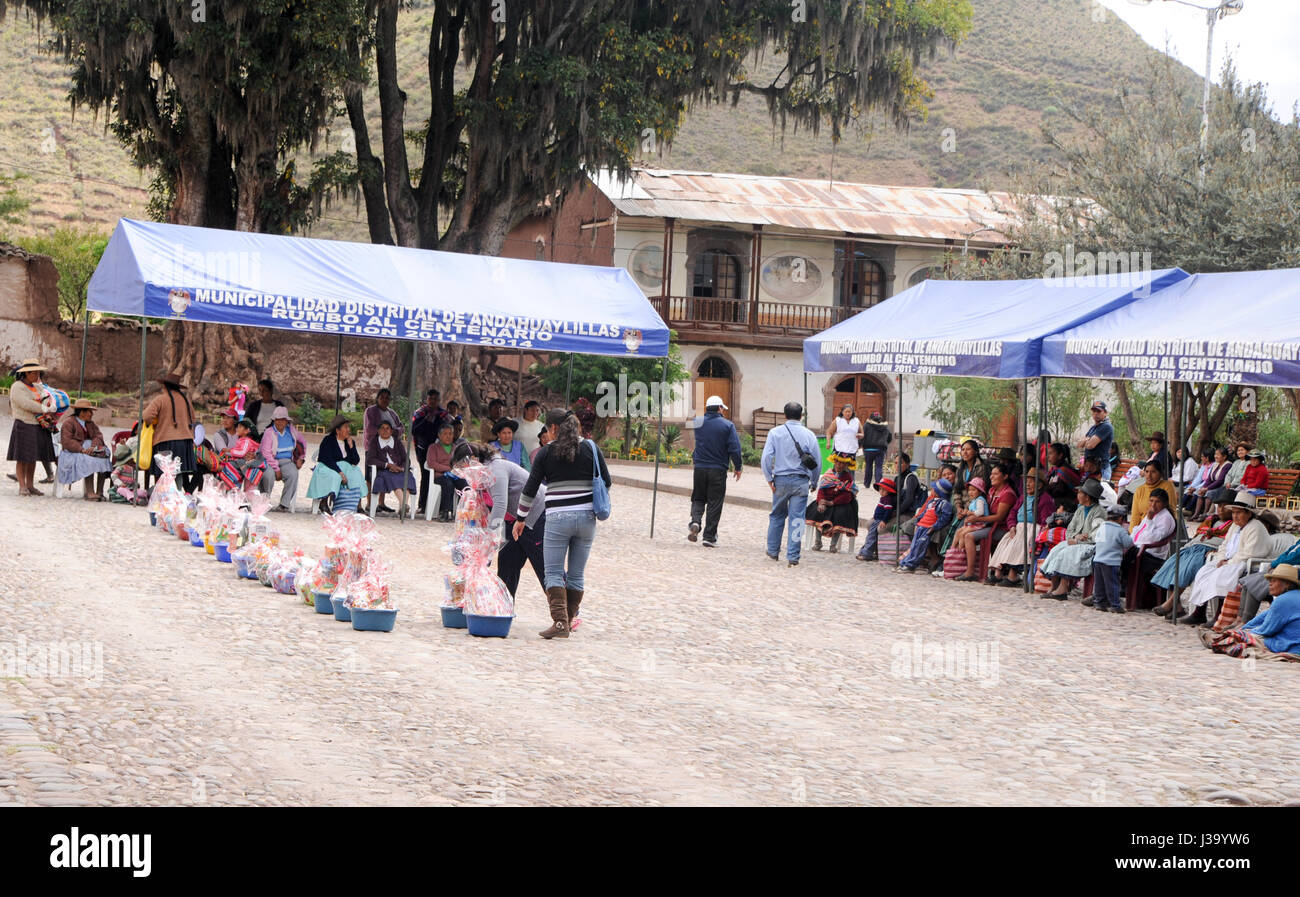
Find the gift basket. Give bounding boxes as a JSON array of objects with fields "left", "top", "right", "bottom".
[
  {"left": 344, "top": 559, "right": 397, "bottom": 631},
  {"left": 442, "top": 461, "right": 513, "bottom": 637},
  {"left": 269, "top": 548, "right": 304, "bottom": 595}
]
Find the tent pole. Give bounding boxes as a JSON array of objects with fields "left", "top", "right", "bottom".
[
  {"left": 517, "top": 348, "right": 524, "bottom": 410},
  {"left": 803, "top": 373, "right": 808, "bottom": 427},
  {"left": 894, "top": 374, "right": 902, "bottom": 562},
  {"left": 1173, "top": 384, "right": 1187, "bottom": 618},
  {"left": 564, "top": 353, "right": 574, "bottom": 405},
  {"left": 1164, "top": 381, "right": 1175, "bottom": 625},
  {"left": 399, "top": 340, "right": 418, "bottom": 524},
  {"left": 649, "top": 355, "right": 668, "bottom": 538},
  {"left": 135, "top": 320, "right": 147, "bottom": 505},
  {"left": 334, "top": 335, "right": 343, "bottom": 416},
  {"left": 1033, "top": 377, "right": 1047, "bottom": 592},
  {"left": 1022, "top": 378, "right": 1030, "bottom": 593},
  {"left": 78, "top": 305, "right": 89, "bottom": 398}
]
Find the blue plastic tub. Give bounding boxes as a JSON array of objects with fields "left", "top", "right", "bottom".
[
  {"left": 233, "top": 556, "right": 257, "bottom": 579},
  {"left": 189, "top": 528, "right": 204, "bottom": 548},
  {"left": 465, "top": 614, "right": 513, "bottom": 639},
  {"left": 350, "top": 608, "right": 397, "bottom": 632},
  {"left": 149, "top": 512, "right": 157, "bottom": 527},
  {"left": 439, "top": 606, "right": 467, "bottom": 629},
  {"left": 313, "top": 592, "right": 334, "bottom": 614},
  {"left": 331, "top": 595, "right": 352, "bottom": 622},
  {"left": 215, "top": 542, "right": 232, "bottom": 563}
]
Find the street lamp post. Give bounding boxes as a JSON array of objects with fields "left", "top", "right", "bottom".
[{"left": 1127, "top": 0, "right": 1245, "bottom": 189}]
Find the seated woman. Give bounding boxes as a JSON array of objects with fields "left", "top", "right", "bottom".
[
  {"left": 1225, "top": 534, "right": 1300, "bottom": 629},
  {"left": 1149, "top": 503, "right": 1234, "bottom": 608},
  {"left": 490, "top": 418, "right": 529, "bottom": 470},
  {"left": 987, "top": 468, "right": 1055, "bottom": 587},
  {"left": 1200, "top": 563, "right": 1300, "bottom": 661},
  {"left": 369, "top": 420, "right": 417, "bottom": 515},
  {"left": 1239, "top": 449, "right": 1269, "bottom": 498},
  {"left": 1039, "top": 479, "right": 1105, "bottom": 598},
  {"left": 216, "top": 419, "right": 266, "bottom": 493},
  {"left": 806, "top": 457, "right": 859, "bottom": 553},
  {"left": 1119, "top": 489, "right": 1176, "bottom": 609},
  {"left": 57, "top": 399, "right": 113, "bottom": 501},
  {"left": 1034, "top": 504, "right": 1073, "bottom": 559},
  {"left": 426, "top": 421, "right": 466, "bottom": 522},
  {"left": 1176, "top": 495, "right": 1271, "bottom": 625},
  {"left": 306, "top": 415, "right": 364, "bottom": 515},
  {"left": 1043, "top": 443, "right": 1082, "bottom": 511},
  {"left": 1189, "top": 446, "right": 1230, "bottom": 521},
  {"left": 953, "top": 464, "right": 1016, "bottom": 583}
]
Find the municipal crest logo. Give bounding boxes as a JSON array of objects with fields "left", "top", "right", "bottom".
[
  {"left": 623, "top": 328, "right": 642, "bottom": 353},
  {"left": 167, "top": 288, "right": 192, "bottom": 317}
]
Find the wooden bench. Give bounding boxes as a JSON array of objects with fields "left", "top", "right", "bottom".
[
  {"left": 1259, "top": 469, "right": 1300, "bottom": 510},
  {"left": 1109, "top": 459, "right": 1138, "bottom": 486}
]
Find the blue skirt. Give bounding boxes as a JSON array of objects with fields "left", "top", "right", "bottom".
[
  {"left": 57, "top": 446, "right": 113, "bottom": 483},
  {"left": 371, "top": 469, "right": 416, "bottom": 493},
  {"left": 1149, "top": 543, "right": 1216, "bottom": 590},
  {"left": 306, "top": 460, "right": 365, "bottom": 500}
]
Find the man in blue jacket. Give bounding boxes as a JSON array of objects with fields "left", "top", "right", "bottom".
[{"left": 688, "top": 396, "right": 743, "bottom": 547}]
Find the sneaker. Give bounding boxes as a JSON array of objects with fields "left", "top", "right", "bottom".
[
  {"left": 766, "top": 552, "right": 779, "bottom": 561},
  {"left": 788, "top": 559, "right": 799, "bottom": 567},
  {"left": 930, "top": 569, "right": 944, "bottom": 578},
  {"left": 1107, "top": 605, "right": 1127, "bottom": 614},
  {"left": 1081, "top": 596, "right": 1097, "bottom": 607},
  {"left": 688, "top": 521, "right": 700, "bottom": 542},
  {"left": 702, "top": 540, "right": 716, "bottom": 548}
]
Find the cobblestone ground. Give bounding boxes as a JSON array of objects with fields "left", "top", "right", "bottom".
[{"left": 2, "top": 469, "right": 1299, "bottom": 806}]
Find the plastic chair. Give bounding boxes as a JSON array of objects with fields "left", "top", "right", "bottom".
[{"left": 423, "top": 462, "right": 443, "bottom": 521}]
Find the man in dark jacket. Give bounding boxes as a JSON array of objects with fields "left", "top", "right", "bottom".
[
  {"left": 894, "top": 452, "right": 923, "bottom": 517},
  {"left": 411, "top": 388, "right": 446, "bottom": 516},
  {"left": 859, "top": 411, "right": 892, "bottom": 487},
  {"left": 688, "top": 396, "right": 743, "bottom": 547}
]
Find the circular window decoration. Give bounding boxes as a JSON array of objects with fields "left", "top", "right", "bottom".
[
  {"left": 760, "top": 254, "right": 822, "bottom": 301},
  {"left": 627, "top": 242, "right": 664, "bottom": 290}
]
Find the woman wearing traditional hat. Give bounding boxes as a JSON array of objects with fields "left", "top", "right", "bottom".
[
  {"left": 1039, "top": 479, "right": 1106, "bottom": 598},
  {"left": 1200, "top": 563, "right": 1300, "bottom": 660},
  {"left": 490, "top": 417, "right": 528, "bottom": 469},
  {"left": 142, "top": 369, "right": 199, "bottom": 492},
  {"left": 56, "top": 399, "right": 113, "bottom": 500},
  {"left": 306, "top": 415, "right": 364, "bottom": 515},
  {"left": 806, "top": 455, "right": 860, "bottom": 553},
  {"left": 1173, "top": 494, "right": 1272, "bottom": 624},
  {"left": 7, "top": 359, "right": 58, "bottom": 495}
]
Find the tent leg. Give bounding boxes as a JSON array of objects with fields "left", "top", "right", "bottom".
[
  {"left": 803, "top": 373, "right": 808, "bottom": 426},
  {"left": 894, "top": 374, "right": 902, "bottom": 562},
  {"left": 1022, "top": 378, "right": 1030, "bottom": 593},
  {"left": 78, "top": 306, "right": 89, "bottom": 398},
  {"left": 649, "top": 356, "right": 668, "bottom": 538},
  {"left": 135, "top": 321, "right": 147, "bottom": 506},
  {"left": 1031, "top": 377, "right": 1048, "bottom": 592},
  {"left": 565, "top": 353, "right": 574, "bottom": 405},
  {"left": 399, "top": 340, "right": 418, "bottom": 524},
  {"left": 1164, "top": 381, "right": 1175, "bottom": 624},
  {"left": 1173, "top": 385, "right": 1187, "bottom": 619},
  {"left": 334, "top": 335, "right": 343, "bottom": 416}
]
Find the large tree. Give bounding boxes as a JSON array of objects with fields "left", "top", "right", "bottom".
[
  {"left": 937, "top": 55, "right": 1300, "bottom": 456},
  {"left": 4, "top": 0, "right": 369, "bottom": 396}
]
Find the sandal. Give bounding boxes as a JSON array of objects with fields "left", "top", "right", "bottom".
[
  {"left": 28, "top": 486, "right": 44, "bottom": 496},
  {"left": 954, "top": 572, "right": 978, "bottom": 582}
]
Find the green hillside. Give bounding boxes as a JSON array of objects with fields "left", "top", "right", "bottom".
[{"left": 0, "top": 0, "right": 1201, "bottom": 241}]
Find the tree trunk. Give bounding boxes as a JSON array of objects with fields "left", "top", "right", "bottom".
[
  {"left": 1112, "top": 380, "right": 1142, "bottom": 453},
  {"left": 165, "top": 322, "right": 263, "bottom": 401}
]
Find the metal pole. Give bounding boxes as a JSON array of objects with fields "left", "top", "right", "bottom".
[
  {"left": 894, "top": 374, "right": 902, "bottom": 561},
  {"left": 1033, "top": 377, "right": 1047, "bottom": 591},
  {"left": 135, "top": 320, "right": 147, "bottom": 505},
  {"left": 1164, "top": 380, "right": 1175, "bottom": 624},
  {"left": 649, "top": 355, "right": 668, "bottom": 538},
  {"left": 334, "top": 334, "right": 343, "bottom": 416},
  {"left": 565, "top": 353, "right": 574, "bottom": 405},
  {"left": 1173, "top": 385, "right": 1188, "bottom": 618},
  {"left": 78, "top": 305, "right": 90, "bottom": 398},
  {"left": 1022, "top": 378, "right": 1030, "bottom": 593},
  {"left": 803, "top": 373, "right": 808, "bottom": 427},
  {"left": 399, "top": 340, "right": 418, "bottom": 523}
]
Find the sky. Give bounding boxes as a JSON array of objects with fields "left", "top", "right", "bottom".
[{"left": 1097, "top": 0, "right": 1300, "bottom": 117}]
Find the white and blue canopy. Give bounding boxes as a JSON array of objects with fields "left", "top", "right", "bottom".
[
  {"left": 1042, "top": 268, "right": 1300, "bottom": 389},
  {"left": 803, "top": 268, "right": 1190, "bottom": 378},
  {"left": 89, "top": 219, "right": 670, "bottom": 358}
]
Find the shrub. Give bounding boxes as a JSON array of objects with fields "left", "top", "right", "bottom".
[
  {"left": 296, "top": 394, "right": 325, "bottom": 430},
  {"left": 740, "top": 432, "right": 763, "bottom": 467}
]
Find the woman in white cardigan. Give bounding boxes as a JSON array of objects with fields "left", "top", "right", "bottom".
[{"left": 1175, "top": 495, "right": 1272, "bottom": 624}]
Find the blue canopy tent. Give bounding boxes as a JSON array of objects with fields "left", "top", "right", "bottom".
[
  {"left": 87, "top": 219, "right": 672, "bottom": 526},
  {"left": 1041, "top": 268, "right": 1300, "bottom": 389},
  {"left": 801, "top": 267, "right": 1190, "bottom": 592}
]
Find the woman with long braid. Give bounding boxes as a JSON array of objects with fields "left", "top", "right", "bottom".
[{"left": 142, "top": 370, "right": 200, "bottom": 492}]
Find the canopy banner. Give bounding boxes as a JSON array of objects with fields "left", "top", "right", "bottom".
[
  {"left": 89, "top": 219, "right": 670, "bottom": 358},
  {"left": 1042, "top": 269, "right": 1300, "bottom": 388},
  {"left": 802, "top": 268, "right": 1190, "bottom": 379}
]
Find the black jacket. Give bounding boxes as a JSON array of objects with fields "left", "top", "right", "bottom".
[
  {"left": 860, "top": 420, "right": 893, "bottom": 451},
  {"left": 318, "top": 434, "right": 360, "bottom": 472},
  {"left": 896, "top": 468, "right": 923, "bottom": 517}
]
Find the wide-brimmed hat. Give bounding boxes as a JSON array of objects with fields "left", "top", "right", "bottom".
[
  {"left": 1264, "top": 564, "right": 1300, "bottom": 589},
  {"left": 70, "top": 398, "right": 95, "bottom": 412},
  {"left": 1223, "top": 494, "right": 1258, "bottom": 515},
  {"left": 156, "top": 369, "right": 185, "bottom": 387},
  {"left": 492, "top": 417, "right": 520, "bottom": 435},
  {"left": 874, "top": 477, "right": 897, "bottom": 495},
  {"left": 1146, "top": 431, "right": 1166, "bottom": 444},
  {"left": 13, "top": 358, "right": 45, "bottom": 374},
  {"left": 932, "top": 478, "right": 953, "bottom": 497},
  {"left": 1248, "top": 449, "right": 1266, "bottom": 460},
  {"left": 967, "top": 476, "right": 988, "bottom": 497},
  {"left": 327, "top": 414, "right": 351, "bottom": 434},
  {"left": 1079, "top": 479, "right": 1103, "bottom": 500}
]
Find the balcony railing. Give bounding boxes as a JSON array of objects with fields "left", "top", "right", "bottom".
[{"left": 652, "top": 296, "right": 868, "bottom": 338}]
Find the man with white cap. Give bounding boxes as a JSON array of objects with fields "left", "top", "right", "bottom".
[{"left": 687, "top": 395, "right": 742, "bottom": 547}]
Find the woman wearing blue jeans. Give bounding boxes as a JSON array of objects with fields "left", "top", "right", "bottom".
[{"left": 516, "top": 408, "right": 611, "bottom": 639}]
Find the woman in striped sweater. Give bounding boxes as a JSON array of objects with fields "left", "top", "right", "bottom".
[{"left": 516, "top": 408, "right": 611, "bottom": 639}]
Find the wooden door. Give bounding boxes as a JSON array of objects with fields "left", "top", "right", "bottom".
[
  {"left": 695, "top": 378, "right": 733, "bottom": 419},
  {"left": 832, "top": 375, "right": 885, "bottom": 423}
]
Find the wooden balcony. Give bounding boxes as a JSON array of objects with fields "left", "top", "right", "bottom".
[{"left": 651, "top": 296, "right": 868, "bottom": 349}]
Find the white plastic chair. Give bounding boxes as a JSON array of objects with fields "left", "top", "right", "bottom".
[{"left": 423, "top": 461, "right": 443, "bottom": 521}]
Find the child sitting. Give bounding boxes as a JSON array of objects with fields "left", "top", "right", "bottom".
[
  {"left": 951, "top": 477, "right": 989, "bottom": 543},
  {"left": 1240, "top": 450, "right": 1269, "bottom": 497},
  {"left": 855, "top": 476, "right": 896, "bottom": 561},
  {"left": 898, "top": 479, "right": 955, "bottom": 572},
  {"left": 219, "top": 418, "right": 266, "bottom": 492},
  {"left": 1086, "top": 504, "right": 1134, "bottom": 613}
]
